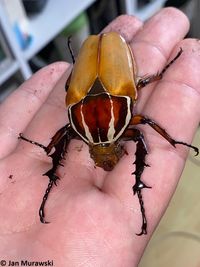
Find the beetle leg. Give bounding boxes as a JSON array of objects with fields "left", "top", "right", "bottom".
[
  {"left": 136, "top": 48, "right": 183, "bottom": 90},
  {"left": 19, "top": 124, "right": 77, "bottom": 223},
  {"left": 18, "top": 133, "right": 47, "bottom": 150},
  {"left": 130, "top": 115, "right": 199, "bottom": 155},
  {"left": 123, "top": 128, "right": 151, "bottom": 235}
]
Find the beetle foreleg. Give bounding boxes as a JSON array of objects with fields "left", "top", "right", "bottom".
[
  {"left": 136, "top": 48, "right": 183, "bottom": 90},
  {"left": 39, "top": 179, "right": 55, "bottom": 223},
  {"left": 123, "top": 128, "right": 151, "bottom": 235},
  {"left": 39, "top": 124, "right": 77, "bottom": 223},
  {"left": 130, "top": 115, "right": 199, "bottom": 155},
  {"left": 19, "top": 124, "right": 77, "bottom": 223}
]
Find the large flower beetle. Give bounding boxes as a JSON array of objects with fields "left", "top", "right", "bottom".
[{"left": 19, "top": 32, "right": 199, "bottom": 235}]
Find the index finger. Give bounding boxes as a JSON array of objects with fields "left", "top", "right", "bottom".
[
  {"left": 0, "top": 62, "right": 69, "bottom": 158},
  {"left": 131, "top": 7, "right": 190, "bottom": 112}
]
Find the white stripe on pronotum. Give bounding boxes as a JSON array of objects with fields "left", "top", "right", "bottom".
[
  {"left": 80, "top": 99, "right": 94, "bottom": 143},
  {"left": 69, "top": 93, "right": 132, "bottom": 145},
  {"left": 107, "top": 94, "right": 115, "bottom": 141},
  {"left": 110, "top": 95, "right": 132, "bottom": 142}
]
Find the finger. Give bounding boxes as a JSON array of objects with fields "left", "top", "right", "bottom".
[
  {"left": 144, "top": 39, "right": 200, "bottom": 142},
  {"left": 103, "top": 39, "right": 200, "bottom": 238},
  {"left": 131, "top": 7, "right": 190, "bottom": 112},
  {"left": 17, "top": 68, "right": 71, "bottom": 153},
  {"left": 0, "top": 62, "right": 69, "bottom": 158},
  {"left": 103, "top": 14, "right": 143, "bottom": 42}
]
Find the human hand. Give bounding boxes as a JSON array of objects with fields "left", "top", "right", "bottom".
[{"left": 0, "top": 7, "right": 200, "bottom": 267}]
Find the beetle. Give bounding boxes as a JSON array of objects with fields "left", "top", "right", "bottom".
[{"left": 19, "top": 32, "right": 199, "bottom": 235}]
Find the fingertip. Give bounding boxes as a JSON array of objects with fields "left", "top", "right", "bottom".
[
  {"left": 164, "top": 38, "right": 200, "bottom": 92},
  {"left": 160, "top": 7, "right": 190, "bottom": 31},
  {"left": 134, "top": 7, "right": 190, "bottom": 58},
  {"left": 103, "top": 14, "right": 143, "bottom": 42},
  {"left": 0, "top": 61, "right": 70, "bottom": 158}
]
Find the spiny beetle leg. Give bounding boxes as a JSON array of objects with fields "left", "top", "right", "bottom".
[
  {"left": 39, "top": 179, "right": 55, "bottom": 223},
  {"left": 123, "top": 128, "right": 151, "bottom": 235},
  {"left": 137, "top": 48, "right": 183, "bottom": 90},
  {"left": 39, "top": 124, "right": 78, "bottom": 223},
  {"left": 131, "top": 115, "right": 199, "bottom": 156},
  {"left": 19, "top": 124, "right": 77, "bottom": 223}
]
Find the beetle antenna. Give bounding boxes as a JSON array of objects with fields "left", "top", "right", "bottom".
[{"left": 67, "top": 36, "right": 75, "bottom": 64}]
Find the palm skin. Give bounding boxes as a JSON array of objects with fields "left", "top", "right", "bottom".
[{"left": 0, "top": 8, "right": 200, "bottom": 267}]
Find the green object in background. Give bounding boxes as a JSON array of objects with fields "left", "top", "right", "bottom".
[
  {"left": 62, "top": 13, "right": 89, "bottom": 36},
  {"left": 54, "top": 12, "right": 89, "bottom": 62}
]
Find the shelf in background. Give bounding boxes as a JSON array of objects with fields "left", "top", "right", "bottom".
[
  {"left": 23, "top": 0, "right": 95, "bottom": 60},
  {"left": 0, "top": 0, "right": 95, "bottom": 86},
  {"left": 0, "top": 60, "right": 19, "bottom": 85}
]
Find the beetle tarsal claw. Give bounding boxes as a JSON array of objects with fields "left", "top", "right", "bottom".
[
  {"left": 195, "top": 148, "right": 199, "bottom": 156},
  {"left": 136, "top": 224, "right": 147, "bottom": 236},
  {"left": 189, "top": 145, "right": 199, "bottom": 156},
  {"left": 40, "top": 218, "right": 50, "bottom": 224},
  {"left": 174, "top": 141, "right": 199, "bottom": 156}
]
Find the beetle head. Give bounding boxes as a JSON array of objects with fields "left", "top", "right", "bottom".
[{"left": 89, "top": 142, "right": 125, "bottom": 171}]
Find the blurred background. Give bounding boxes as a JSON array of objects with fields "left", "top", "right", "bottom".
[{"left": 0, "top": 1, "right": 200, "bottom": 266}]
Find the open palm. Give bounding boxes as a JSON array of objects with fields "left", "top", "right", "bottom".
[{"left": 0, "top": 8, "right": 199, "bottom": 267}]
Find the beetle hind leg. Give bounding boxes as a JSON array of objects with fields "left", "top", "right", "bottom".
[
  {"left": 123, "top": 128, "right": 151, "bottom": 235},
  {"left": 131, "top": 115, "right": 199, "bottom": 156}
]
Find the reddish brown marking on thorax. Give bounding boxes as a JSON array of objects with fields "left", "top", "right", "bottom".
[
  {"left": 82, "top": 93, "right": 112, "bottom": 143},
  {"left": 69, "top": 92, "right": 132, "bottom": 144}
]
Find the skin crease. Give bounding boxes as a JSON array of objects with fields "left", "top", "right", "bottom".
[{"left": 0, "top": 7, "right": 200, "bottom": 266}]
